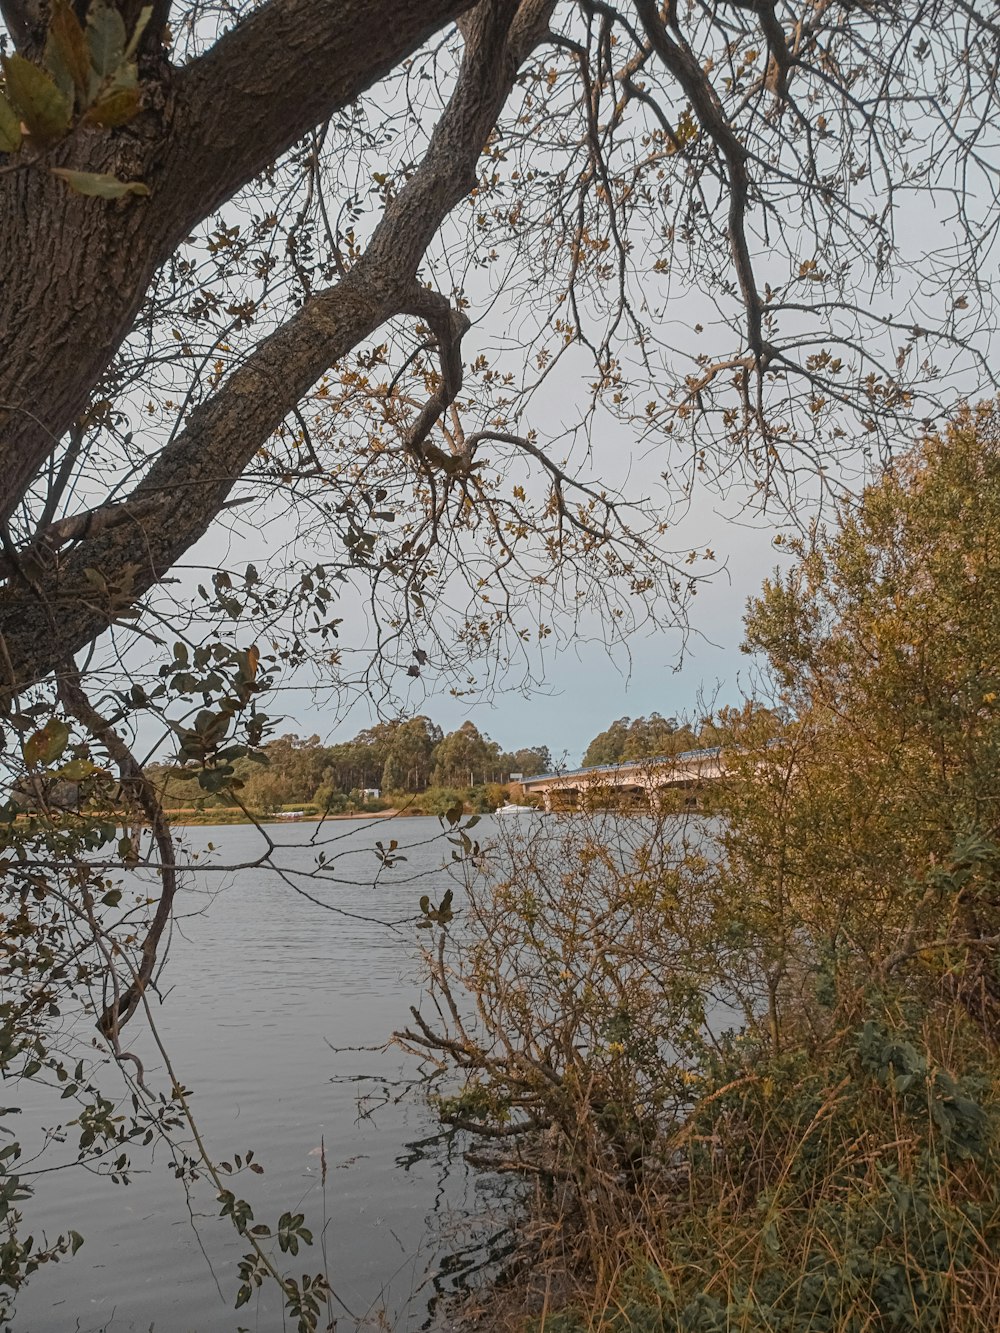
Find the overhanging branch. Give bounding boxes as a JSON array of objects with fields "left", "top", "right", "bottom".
[
  {"left": 0, "top": 0, "right": 478, "bottom": 530},
  {"left": 158, "top": 0, "right": 479, "bottom": 244},
  {"left": 0, "top": 0, "right": 554, "bottom": 700}
]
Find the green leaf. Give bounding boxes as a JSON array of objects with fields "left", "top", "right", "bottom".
[
  {"left": 86, "top": 2, "right": 127, "bottom": 78},
  {"left": 82, "top": 565, "right": 107, "bottom": 591},
  {"left": 42, "top": 34, "right": 75, "bottom": 103},
  {"left": 68, "top": 1230, "right": 84, "bottom": 1255},
  {"left": 0, "top": 93, "right": 22, "bottom": 152},
  {"left": 1, "top": 54, "right": 72, "bottom": 144},
  {"left": 55, "top": 757, "right": 100, "bottom": 780},
  {"left": 48, "top": 0, "right": 92, "bottom": 98},
  {"left": 50, "top": 168, "right": 150, "bottom": 198},
  {"left": 24, "top": 719, "right": 70, "bottom": 767},
  {"left": 106, "top": 59, "right": 137, "bottom": 92},
  {"left": 82, "top": 85, "right": 140, "bottom": 127}
]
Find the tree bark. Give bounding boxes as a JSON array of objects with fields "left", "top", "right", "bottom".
[
  {"left": 0, "top": 0, "right": 476, "bottom": 526},
  {"left": 0, "top": 0, "right": 552, "bottom": 701}
]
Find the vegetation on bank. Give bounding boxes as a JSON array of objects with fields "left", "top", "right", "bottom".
[
  {"left": 401, "top": 405, "right": 1000, "bottom": 1331},
  {"left": 159, "top": 783, "right": 522, "bottom": 822},
  {"left": 142, "top": 718, "right": 549, "bottom": 816},
  {"left": 4, "top": 0, "right": 1000, "bottom": 1323},
  {"left": 145, "top": 710, "right": 737, "bottom": 821}
]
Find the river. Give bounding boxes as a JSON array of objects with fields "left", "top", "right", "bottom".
[{"left": 15, "top": 815, "right": 503, "bottom": 1333}]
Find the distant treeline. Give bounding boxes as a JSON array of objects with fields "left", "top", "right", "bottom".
[
  {"left": 150, "top": 709, "right": 780, "bottom": 814},
  {"left": 151, "top": 717, "right": 552, "bottom": 812},
  {"left": 580, "top": 709, "right": 777, "bottom": 766}
]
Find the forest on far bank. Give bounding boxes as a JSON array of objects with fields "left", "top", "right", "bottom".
[{"left": 147, "top": 710, "right": 750, "bottom": 816}]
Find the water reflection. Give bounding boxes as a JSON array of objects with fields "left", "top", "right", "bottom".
[
  {"left": 14, "top": 816, "right": 497, "bottom": 1333},
  {"left": 15, "top": 810, "right": 714, "bottom": 1331}
]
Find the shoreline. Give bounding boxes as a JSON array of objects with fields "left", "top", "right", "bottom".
[{"left": 162, "top": 807, "right": 412, "bottom": 826}]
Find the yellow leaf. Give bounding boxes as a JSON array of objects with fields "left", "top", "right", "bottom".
[
  {"left": 24, "top": 719, "right": 70, "bottom": 768},
  {"left": 51, "top": 167, "right": 149, "bottom": 198},
  {"left": 82, "top": 85, "right": 140, "bottom": 127}
]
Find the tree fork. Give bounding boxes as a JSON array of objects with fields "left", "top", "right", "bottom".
[
  {"left": 0, "top": 0, "right": 553, "bottom": 700},
  {"left": 0, "top": 0, "right": 477, "bottom": 525}
]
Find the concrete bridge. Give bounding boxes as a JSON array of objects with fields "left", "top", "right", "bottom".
[{"left": 518, "top": 747, "right": 725, "bottom": 812}]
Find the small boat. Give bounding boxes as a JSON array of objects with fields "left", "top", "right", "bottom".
[{"left": 496, "top": 802, "right": 539, "bottom": 815}]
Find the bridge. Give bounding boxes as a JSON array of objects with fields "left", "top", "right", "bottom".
[{"left": 518, "top": 747, "right": 725, "bottom": 812}]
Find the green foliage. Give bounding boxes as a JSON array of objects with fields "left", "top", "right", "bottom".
[
  {"left": 22, "top": 717, "right": 69, "bottom": 767},
  {"left": 421, "top": 407, "right": 1000, "bottom": 1332},
  {"left": 506, "top": 745, "right": 553, "bottom": 777},
  {"left": 148, "top": 713, "right": 547, "bottom": 814},
  {"left": 380, "top": 715, "right": 442, "bottom": 792},
  {"left": 0, "top": 91, "right": 22, "bottom": 151},
  {"left": 85, "top": 0, "right": 128, "bottom": 77},
  {"left": 1, "top": 53, "right": 71, "bottom": 144},
  {"left": 311, "top": 782, "right": 350, "bottom": 814},
  {"left": 432, "top": 719, "right": 505, "bottom": 787},
  {"left": 582, "top": 714, "right": 702, "bottom": 767},
  {"left": 723, "top": 403, "right": 1000, "bottom": 1040},
  {"left": 0, "top": 1, "right": 150, "bottom": 195},
  {"left": 413, "top": 784, "right": 465, "bottom": 816},
  {"left": 537, "top": 1015, "right": 1000, "bottom": 1333}
]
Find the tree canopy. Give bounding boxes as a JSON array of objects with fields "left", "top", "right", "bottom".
[
  {"left": 194, "top": 714, "right": 538, "bottom": 807},
  {"left": 398, "top": 401, "right": 1000, "bottom": 1333},
  {"left": 734, "top": 400, "right": 1000, "bottom": 1032},
  {"left": 1, "top": 0, "right": 999, "bottom": 713},
  {"left": 582, "top": 711, "right": 700, "bottom": 764}
]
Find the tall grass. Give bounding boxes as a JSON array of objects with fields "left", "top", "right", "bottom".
[{"left": 399, "top": 809, "right": 1000, "bottom": 1332}]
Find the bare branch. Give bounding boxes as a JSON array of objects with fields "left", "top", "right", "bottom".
[
  {"left": 159, "top": 0, "right": 479, "bottom": 241},
  {"left": 0, "top": 0, "right": 554, "bottom": 698},
  {"left": 0, "top": 0, "right": 478, "bottom": 528},
  {"left": 56, "top": 664, "right": 178, "bottom": 1036}
]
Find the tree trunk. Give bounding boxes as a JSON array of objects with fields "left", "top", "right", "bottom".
[{"left": 0, "top": 0, "right": 477, "bottom": 527}]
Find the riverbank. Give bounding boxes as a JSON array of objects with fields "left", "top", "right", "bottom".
[
  {"left": 403, "top": 805, "right": 1000, "bottom": 1333},
  {"left": 162, "top": 806, "right": 405, "bottom": 825}
]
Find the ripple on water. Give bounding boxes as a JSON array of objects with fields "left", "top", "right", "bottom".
[{"left": 16, "top": 817, "right": 488, "bottom": 1333}]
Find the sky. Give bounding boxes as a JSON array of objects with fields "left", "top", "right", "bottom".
[
  {"left": 104, "top": 248, "right": 798, "bottom": 771},
  {"left": 83, "top": 18, "right": 997, "bottom": 773},
  {"left": 218, "top": 482, "right": 785, "bottom": 767}
]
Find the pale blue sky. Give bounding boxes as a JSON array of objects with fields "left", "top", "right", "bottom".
[{"left": 243, "top": 495, "right": 783, "bottom": 766}]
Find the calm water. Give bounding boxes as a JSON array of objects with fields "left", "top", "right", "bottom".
[{"left": 15, "top": 816, "right": 504, "bottom": 1333}]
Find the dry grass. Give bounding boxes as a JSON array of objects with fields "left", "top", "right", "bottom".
[{"left": 399, "top": 812, "right": 1000, "bottom": 1333}]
